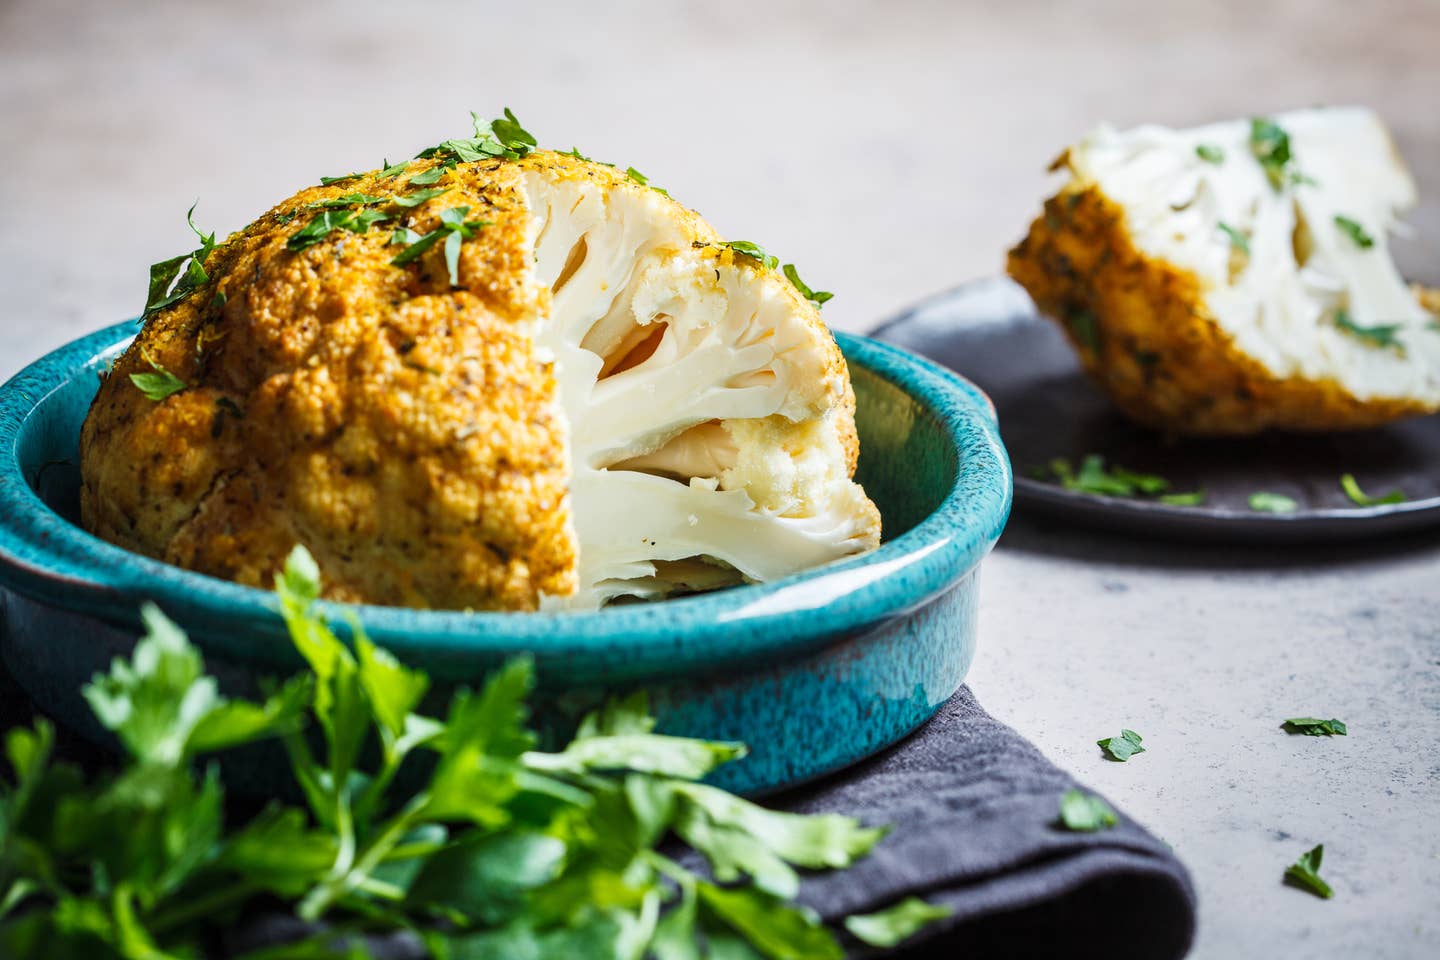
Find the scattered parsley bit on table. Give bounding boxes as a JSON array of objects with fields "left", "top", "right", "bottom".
[
  {"left": 0, "top": 546, "right": 947, "bottom": 958},
  {"left": 1097, "top": 729, "right": 1146, "bottom": 762},
  {"left": 1195, "top": 143, "right": 1226, "bottom": 164},
  {"left": 843, "top": 897, "right": 954, "bottom": 948},
  {"left": 1334, "top": 309, "right": 1404, "bottom": 351},
  {"left": 1281, "top": 717, "right": 1348, "bottom": 736},
  {"left": 1284, "top": 844, "right": 1334, "bottom": 899},
  {"left": 1333, "top": 214, "right": 1375, "bottom": 249},
  {"left": 1248, "top": 491, "right": 1299, "bottom": 514},
  {"left": 1339, "top": 472, "right": 1405, "bottom": 506},
  {"left": 1058, "top": 789, "right": 1118, "bottom": 832},
  {"left": 1044, "top": 455, "right": 1172, "bottom": 498}
]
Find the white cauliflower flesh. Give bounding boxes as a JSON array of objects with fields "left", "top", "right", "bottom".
[
  {"left": 522, "top": 165, "right": 879, "bottom": 609},
  {"left": 1072, "top": 106, "right": 1440, "bottom": 408}
]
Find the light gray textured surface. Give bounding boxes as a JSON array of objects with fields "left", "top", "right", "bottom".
[{"left": 2, "top": 1, "right": 1437, "bottom": 955}]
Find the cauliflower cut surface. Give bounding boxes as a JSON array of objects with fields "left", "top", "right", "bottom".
[
  {"left": 81, "top": 149, "right": 879, "bottom": 611},
  {"left": 1009, "top": 107, "right": 1440, "bottom": 435}
]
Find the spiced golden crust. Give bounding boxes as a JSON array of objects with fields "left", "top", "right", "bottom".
[
  {"left": 1007, "top": 185, "right": 1436, "bottom": 435},
  {"left": 82, "top": 157, "right": 576, "bottom": 610}
]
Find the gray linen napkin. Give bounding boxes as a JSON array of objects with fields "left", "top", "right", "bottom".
[{"left": 783, "top": 686, "right": 1196, "bottom": 959}]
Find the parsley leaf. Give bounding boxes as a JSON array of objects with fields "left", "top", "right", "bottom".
[
  {"left": 391, "top": 187, "right": 451, "bottom": 208},
  {"left": 319, "top": 171, "right": 364, "bottom": 186},
  {"left": 308, "top": 192, "right": 388, "bottom": 209},
  {"left": 1284, "top": 844, "right": 1334, "bottom": 899},
  {"left": 1339, "top": 473, "right": 1404, "bottom": 506},
  {"left": 129, "top": 350, "right": 186, "bottom": 401},
  {"left": 418, "top": 108, "right": 536, "bottom": 165},
  {"left": 1334, "top": 309, "right": 1403, "bottom": 350},
  {"left": 1281, "top": 717, "right": 1347, "bottom": 736},
  {"left": 1218, "top": 221, "right": 1250, "bottom": 254},
  {"left": 140, "top": 203, "right": 218, "bottom": 322},
  {"left": 1195, "top": 143, "right": 1226, "bottom": 164},
  {"left": 1334, "top": 215, "right": 1375, "bottom": 249},
  {"left": 1046, "top": 455, "right": 1170, "bottom": 497},
  {"left": 565, "top": 146, "right": 614, "bottom": 167},
  {"left": 1097, "top": 728, "right": 1146, "bottom": 762},
  {"left": 378, "top": 159, "right": 409, "bottom": 178},
  {"left": 1249, "top": 117, "right": 1296, "bottom": 190},
  {"left": 722, "top": 240, "right": 779, "bottom": 270},
  {"left": 625, "top": 166, "right": 671, "bottom": 198},
  {"left": 1057, "top": 790, "right": 1118, "bottom": 832},
  {"left": 1158, "top": 489, "right": 1206, "bottom": 506},
  {"left": 782, "top": 263, "right": 833, "bottom": 309},
  {"left": 844, "top": 897, "right": 953, "bottom": 948},
  {"left": 1249, "top": 491, "right": 1299, "bottom": 513},
  {"left": 407, "top": 166, "right": 448, "bottom": 186}
]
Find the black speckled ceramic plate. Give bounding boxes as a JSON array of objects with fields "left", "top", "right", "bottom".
[{"left": 872, "top": 277, "right": 1440, "bottom": 542}]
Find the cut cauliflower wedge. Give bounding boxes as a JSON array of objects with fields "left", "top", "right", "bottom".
[
  {"left": 1008, "top": 107, "right": 1440, "bottom": 435},
  {"left": 520, "top": 162, "right": 878, "bottom": 608},
  {"left": 79, "top": 143, "right": 879, "bottom": 612}
]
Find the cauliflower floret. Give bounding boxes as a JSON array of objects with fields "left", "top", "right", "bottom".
[
  {"left": 1009, "top": 106, "right": 1440, "bottom": 435},
  {"left": 80, "top": 145, "right": 880, "bottom": 611}
]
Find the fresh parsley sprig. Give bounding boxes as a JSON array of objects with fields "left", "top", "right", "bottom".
[
  {"left": 417, "top": 108, "right": 536, "bottom": 164},
  {"left": 783, "top": 263, "right": 834, "bottom": 309},
  {"left": 0, "top": 547, "right": 947, "bottom": 958},
  {"left": 1281, "top": 717, "right": 1347, "bottom": 736},
  {"left": 286, "top": 207, "right": 393, "bottom": 251}
]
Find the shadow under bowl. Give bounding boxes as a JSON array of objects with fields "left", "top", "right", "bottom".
[{"left": 0, "top": 323, "right": 1011, "bottom": 795}]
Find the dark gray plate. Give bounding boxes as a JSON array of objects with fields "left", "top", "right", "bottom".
[{"left": 872, "top": 277, "right": 1440, "bottom": 542}]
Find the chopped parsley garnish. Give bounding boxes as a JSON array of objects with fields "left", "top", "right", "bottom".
[
  {"left": 1046, "top": 455, "right": 1169, "bottom": 497},
  {"left": 378, "top": 159, "right": 409, "bottom": 178},
  {"left": 389, "top": 205, "right": 492, "bottom": 286},
  {"left": 722, "top": 240, "right": 779, "bottom": 270},
  {"left": 1159, "top": 490, "right": 1206, "bottom": 507},
  {"left": 1334, "top": 309, "right": 1403, "bottom": 350},
  {"left": 1097, "top": 729, "right": 1146, "bottom": 762},
  {"left": 318, "top": 171, "right": 363, "bottom": 186},
  {"left": 407, "top": 166, "right": 448, "bottom": 186},
  {"left": 129, "top": 349, "right": 186, "bottom": 401},
  {"left": 1284, "top": 844, "right": 1334, "bottom": 899},
  {"left": 286, "top": 208, "right": 392, "bottom": 251},
  {"left": 565, "top": 146, "right": 613, "bottom": 167},
  {"left": 1058, "top": 790, "right": 1118, "bottom": 832},
  {"left": 1249, "top": 491, "right": 1299, "bottom": 513},
  {"left": 1339, "top": 473, "right": 1404, "bottom": 506},
  {"left": 308, "top": 192, "right": 388, "bottom": 209},
  {"left": 625, "top": 166, "right": 670, "bottom": 197},
  {"left": 1249, "top": 117, "right": 1309, "bottom": 190},
  {"left": 1282, "top": 717, "right": 1347, "bottom": 737},
  {"left": 390, "top": 227, "right": 423, "bottom": 246},
  {"left": 843, "top": 897, "right": 954, "bottom": 949},
  {"left": 391, "top": 186, "right": 451, "bottom": 208},
  {"left": 1195, "top": 143, "right": 1226, "bottom": 164},
  {"left": 1218, "top": 221, "right": 1251, "bottom": 254},
  {"left": 782, "top": 263, "right": 833, "bottom": 309},
  {"left": 417, "top": 108, "right": 535, "bottom": 164},
  {"left": 140, "top": 203, "right": 218, "bottom": 323},
  {"left": 1333, "top": 214, "right": 1375, "bottom": 249}
]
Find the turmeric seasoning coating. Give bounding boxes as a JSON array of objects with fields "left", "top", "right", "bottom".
[{"left": 82, "top": 158, "right": 576, "bottom": 610}]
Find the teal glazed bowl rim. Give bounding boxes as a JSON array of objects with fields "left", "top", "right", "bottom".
[{"left": 0, "top": 322, "right": 1011, "bottom": 682}]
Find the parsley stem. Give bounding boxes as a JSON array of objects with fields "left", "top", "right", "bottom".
[{"left": 298, "top": 793, "right": 428, "bottom": 921}]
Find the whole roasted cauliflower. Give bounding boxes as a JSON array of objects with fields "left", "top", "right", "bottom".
[
  {"left": 81, "top": 115, "right": 880, "bottom": 611},
  {"left": 1009, "top": 107, "right": 1440, "bottom": 435}
]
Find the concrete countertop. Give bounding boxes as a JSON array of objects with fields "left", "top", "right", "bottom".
[{"left": 2, "top": 1, "right": 1437, "bottom": 955}]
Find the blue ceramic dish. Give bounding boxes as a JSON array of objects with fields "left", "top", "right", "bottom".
[{"left": 0, "top": 322, "right": 1011, "bottom": 795}]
